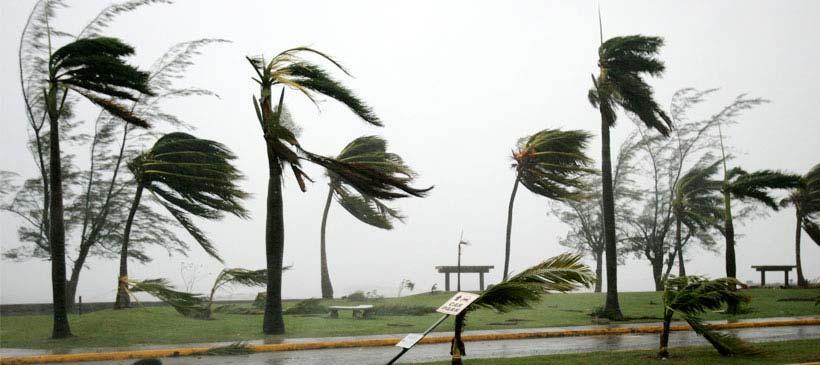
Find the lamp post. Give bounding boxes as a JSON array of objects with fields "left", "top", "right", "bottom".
[{"left": 457, "top": 231, "right": 470, "bottom": 291}]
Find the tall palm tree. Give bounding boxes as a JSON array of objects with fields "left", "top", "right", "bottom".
[
  {"left": 671, "top": 160, "right": 723, "bottom": 276},
  {"left": 659, "top": 276, "right": 761, "bottom": 358},
  {"left": 43, "top": 36, "right": 154, "bottom": 338},
  {"left": 248, "top": 47, "right": 430, "bottom": 334},
  {"left": 588, "top": 35, "right": 673, "bottom": 319},
  {"left": 781, "top": 163, "right": 820, "bottom": 287},
  {"left": 718, "top": 167, "right": 800, "bottom": 312},
  {"left": 503, "top": 129, "right": 593, "bottom": 280},
  {"left": 113, "top": 132, "right": 249, "bottom": 309},
  {"left": 319, "top": 135, "right": 423, "bottom": 299},
  {"left": 451, "top": 253, "right": 594, "bottom": 364}
]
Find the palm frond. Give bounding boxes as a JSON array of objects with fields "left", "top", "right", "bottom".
[
  {"left": 593, "top": 35, "right": 672, "bottom": 135},
  {"left": 214, "top": 268, "right": 267, "bottom": 289},
  {"left": 727, "top": 169, "right": 801, "bottom": 210},
  {"left": 127, "top": 278, "right": 209, "bottom": 319},
  {"left": 128, "top": 132, "right": 249, "bottom": 261},
  {"left": 683, "top": 314, "right": 763, "bottom": 356},
  {"left": 473, "top": 253, "right": 594, "bottom": 312},
  {"left": 513, "top": 129, "right": 594, "bottom": 202}
]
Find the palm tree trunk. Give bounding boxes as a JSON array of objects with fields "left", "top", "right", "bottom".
[
  {"left": 46, "top": 85, "right": 72, "bottom": 338},
  {"left": 676, "top": 217, "right": 686, "bottom": 277},
  {"left": 795, "top": 211, "right": 806, "bottom": 287},
  {"left": 503, "top": 177, "right": 520, "bottom": 280},
  {"left": 263, "top": 147, "right": 285, "bottom": 334},
  {"left": 320, "top": 185, "right": 334, "bottom": 299},
  {"left": 658, "top": 309, "right": 674, "bottom": 358},
  {"left": 114, "top": 184, "right": 143, "bottom": 309},
  {"left": 451, "top": 313, "right": 466, "bottom": 365},
  {"left": 723, "top": 189, "right": 739, "bottom": 313},
  {"left": 594, "top": 250, "right": 603, "bottom": 293},
  {"left": 599, "top": 112, "right": 623, "bottom": 320}
]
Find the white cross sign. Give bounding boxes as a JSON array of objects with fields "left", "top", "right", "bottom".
[{"left": 436, "top": 292, "right": 480, "bottom": 315}]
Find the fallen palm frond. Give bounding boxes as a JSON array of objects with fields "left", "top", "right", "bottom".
[
  {"left": 200, "top": 342, "right": 254, "bottom": 356},
  {"left": 126, "top": 278, "right": 209, "bottom": 319}
]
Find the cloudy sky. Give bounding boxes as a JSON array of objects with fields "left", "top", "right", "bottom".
[{"left": 1, "top": 0, "right": 818, "bottom": 304}]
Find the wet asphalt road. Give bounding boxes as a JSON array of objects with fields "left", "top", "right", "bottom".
[{"left": 53, "top": 324, "right": 820, "bottom": 365}]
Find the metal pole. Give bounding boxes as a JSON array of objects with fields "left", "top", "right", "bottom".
[
  {"left": 457, "top": 243, "right": 462, "bottom": 291},
  {"left": 386, "top": 314, "right": 450, "bottom": 365}
]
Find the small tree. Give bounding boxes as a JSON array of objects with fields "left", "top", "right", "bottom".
[
  {"left": 451, "top": 253, "right": 594, "bottom": 364},
  {"left": 319, "top": 136, "right": 425, "bottom": 299},
  {"left": 503, "top": 129, "right": 594, "bottom": 280},
  {"left": 114, "top": 133, "right": 249, "bottom": 308},
  {"left": 659, "top": 276, "right": 761, "bottom": 358},
  {"left": 671, "top": 160, "right": 723, "bottom": 276}
]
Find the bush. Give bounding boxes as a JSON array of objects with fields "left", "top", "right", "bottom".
[
  {"left": 344, "top": 291, "right": 367, "bottom": 301},
  {"left": 283, "top": 298, "right": 328, "bottom": 315},
  {"left": 372, "top": 304, "right": 437, "bottom": 316}
]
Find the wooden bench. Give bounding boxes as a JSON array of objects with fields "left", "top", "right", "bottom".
[
  {"left": 751, "top": 265, "right": 796, "bottom": 287},
  {"left": 328, "top": 305, "right": 374, "bottom": 319}
]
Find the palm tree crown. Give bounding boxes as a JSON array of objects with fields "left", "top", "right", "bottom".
[
  {"left": 128, "top": 132, "right": 249, "bottom": 260},
  {"left": 51, "top": 37, "right": 154, "bottom": 127},
  {"left": 513, "top": 129, "right": 594, "bottom": 201},
  {"left": 589, "top": 35, "right": 672, "bottom": 135},
  {"left": 673, "top": 161, "right": 724, "bottom": 233},
  {"left": 723, "top": 168, "right": 801, "bottom": 210},
  {"left": 789, "top": 164, "right": 820, "bottom": 244}
]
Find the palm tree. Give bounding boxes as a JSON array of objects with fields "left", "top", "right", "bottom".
[
  {"left": 451, "top": 253, "right": 594, "bottom": 364},
  {"left": 659, "top": 276, "right": 761, "bottom": 358},
  {"left": 319, "top": 135, "right": 422, "bottom": 299},
  {"left": 671, "top": 161, "right": 723, "bottom": 276},
  {"left": 588, "top": 34, "right": 673, "bottom": 319},
  {"left": 113, "top": 132, "right": 249, "bottom": 309},
  {"left": 781, "top": 163, "right": 820, "bottom": 287},
  {"left": 248, "top": 47, "right": 430, "bottom": 334},
  {"left": 43, "top": 36, "right": 154, "bottom": 338},
  {"left": 503, "top": 129, "right": 594, "bottom": 280},
  {"left": 718, "top": 167, "right": 800, "bottom": 312}
]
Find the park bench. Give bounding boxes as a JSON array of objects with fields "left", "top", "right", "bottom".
[
  {"left": 328, "top": 304, "right": 374, "bottom": 319},
  {"left": 751, "top": 265, "right": 796, "bottom": 287}
]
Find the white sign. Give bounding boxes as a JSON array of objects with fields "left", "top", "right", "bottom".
[
  {"left": 395, "top": 333, "right": 424, "bottom": 349},
  {"left": 436, "top": 292, "right": 480, "bottom": 315}
]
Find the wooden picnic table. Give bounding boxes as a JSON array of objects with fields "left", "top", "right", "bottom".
[
  {"left": 751, "top": 265, "right": 796, "bottom": 287},
  {"left": 328, "top": 304, "right": 374, "bottom": 319}
]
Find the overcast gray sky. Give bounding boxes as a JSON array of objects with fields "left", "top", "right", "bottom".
[{"left": 1, "top": 0, "right": 818, "bottom": 304}]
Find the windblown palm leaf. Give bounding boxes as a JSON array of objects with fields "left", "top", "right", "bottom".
[
  {"left": 450, "top": 253, "right": 594, "bottom": 363},
  {"left": 129, "top": 132, "right": 249, "bottom": 260},
  {"left": 513, "top": 129, "right": 595, "bottom": 200},
  {"left": 660, "top": 276, "right": 761, "bottom": 357},
  {"left": 127, "top": 278, "right": 209, "bottom": 319},
  {"left": 504, "top": 129, "right": 594, "bottom": 279},
  {"left": 51, "top": 37, "right": 154, "bottom": 127},
  {"left": 330, "top": 135, "right": 419, "bottom": 228},
  {"left": 674, "top": 161, "right": 724, "bottom": 232},
  {"left": 725, "top": 168, "right": 801, "bottom": 210},
  {"left": 589, "top": 35, "right": 672, "bottom": 135}
]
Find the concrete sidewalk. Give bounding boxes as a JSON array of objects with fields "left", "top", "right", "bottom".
[{"left": 1, "top": 316, "right": 819, "bottom": 364}]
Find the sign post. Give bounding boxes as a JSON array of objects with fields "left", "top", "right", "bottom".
[{"left": 386, "top": 292, "right": 480, "bottom": 365}]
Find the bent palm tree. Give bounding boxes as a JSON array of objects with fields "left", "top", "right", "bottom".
[
  {"left": 114, "top": 132, "right": 249, "bottom": 308},
  {"left": 659, "top": 276, "right": 761, "bottom": 358},
  {"left": 44, "top": 36, "right": 153, "bottom": 337},
  {"left": 589, "top": 34, "right": 673, "bottom": 319},
  {"left": 451, "top": 253, "right": 594, "bottom": 364},
  {"left": 781, "top": 163, "right": 820, "bottom": 287},
  {"left": 718, "top": 167, "right": 800, "bottom": 312},
  {"left": 320, "top": 136, "right": 420, "bottom": 299},
  {"left": 248, "top": 47, "right": 431, "bottom": 334},
  {"left": 671, "top": 161, "right": 723, "bottom": 276},
  {"left": 503, "top": 129, "right": 593, "bottom": 280}
]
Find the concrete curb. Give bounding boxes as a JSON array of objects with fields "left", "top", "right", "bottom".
[{"left": 2, "top": 318, "right": 819, "bottom": 364}]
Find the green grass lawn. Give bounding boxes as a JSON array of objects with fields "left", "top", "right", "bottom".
[
  {"left": 413, "top": 338, "right": 820, "bottom": 364},
  {"left": 1, "top": 288, "right": 817, "bottom": 350}
]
